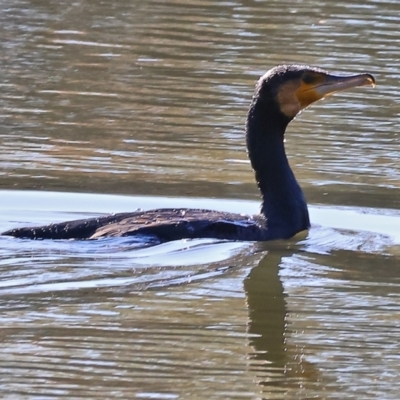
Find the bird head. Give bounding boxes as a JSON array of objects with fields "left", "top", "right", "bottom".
[{"left": 257, "top": 65, "right": 375, "bottom": 119}]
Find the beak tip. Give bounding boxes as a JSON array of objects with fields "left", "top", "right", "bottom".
[{"left": 365, "top": 74, "right": 376, "bottom": 88}]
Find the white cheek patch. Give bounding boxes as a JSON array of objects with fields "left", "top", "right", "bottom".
[{"left": 276, "top": 80, "right": 302, "bottom": 119}]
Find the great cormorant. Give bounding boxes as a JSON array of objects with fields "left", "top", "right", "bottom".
[{"left": 2, "top": 65, "right": 375, "bottom": 242}]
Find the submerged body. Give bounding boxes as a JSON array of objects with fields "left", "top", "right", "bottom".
[
  {"left": 5, "top": 209, "right": 270, "bottom": 241},
  {"left": 2, "top": 65, "right": 375, "bottom": 242}
]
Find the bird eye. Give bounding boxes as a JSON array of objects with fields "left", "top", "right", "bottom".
[{"left": 302, "top": 74, "right": 315, "bottom": 84}]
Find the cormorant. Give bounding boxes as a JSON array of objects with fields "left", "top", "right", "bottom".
[{"left": 2, "top": 65, "right": 375, "bottom": 242}]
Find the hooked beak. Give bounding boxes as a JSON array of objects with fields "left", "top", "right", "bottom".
[
  {"left": 313, "top": 73, "right": 375, "bottom": 98},
  {"left": 296, "top": 72, "right": 375, "bottom": 109}
]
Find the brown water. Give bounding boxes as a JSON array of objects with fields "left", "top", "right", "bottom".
[{"left": 1, "top": 0, "right": 400, "bottom": 398}]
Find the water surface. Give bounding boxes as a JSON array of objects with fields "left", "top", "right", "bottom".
[{"left": 1, "top": 0, "right": 400, "bottom": 398}]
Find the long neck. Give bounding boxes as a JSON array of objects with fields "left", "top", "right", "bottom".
[{"left": 246, "top": 97, "right": 310, "bottom": 239}]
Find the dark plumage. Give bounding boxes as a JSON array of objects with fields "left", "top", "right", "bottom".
[{"left": 2, "top": 65, "right": 375, "bottom": 242}]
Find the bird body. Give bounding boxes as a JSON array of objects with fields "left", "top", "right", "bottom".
[
  {"left": 7, "top": 208, "right": 269, "bottom": 241},
  {"left": 2, "top": 65, "right": 375, "bottom": 243}
]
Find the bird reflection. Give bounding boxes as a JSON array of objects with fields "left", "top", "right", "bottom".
[{"left": 244, "top": 245, "right": 320, "bottom": 391}]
